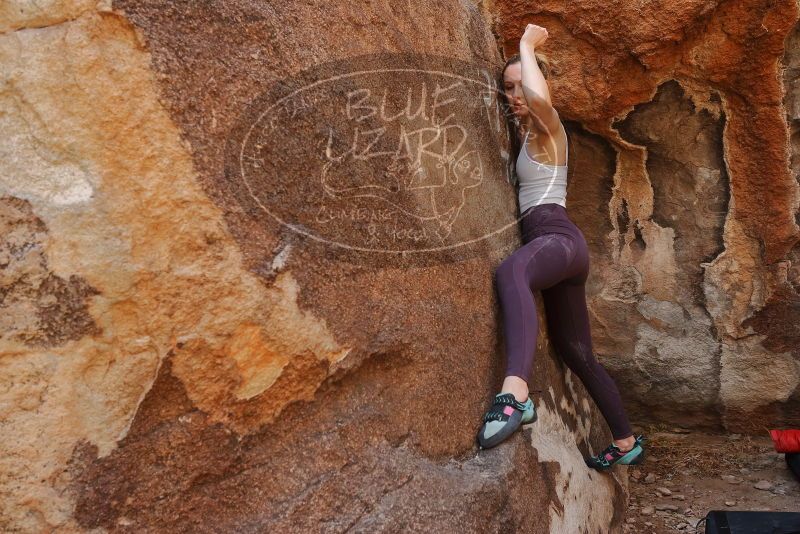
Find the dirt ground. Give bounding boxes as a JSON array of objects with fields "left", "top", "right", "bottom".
[{"left": 623, "top": 426, "right": 800, "bottom": 533}]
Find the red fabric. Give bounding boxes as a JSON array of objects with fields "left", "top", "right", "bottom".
[{"left": 768, "top": 429, "right": 800, "bottom": 453}]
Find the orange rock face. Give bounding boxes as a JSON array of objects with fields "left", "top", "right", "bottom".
[{"left": 492, "top": 0, "right": 800, "bottom": 432}]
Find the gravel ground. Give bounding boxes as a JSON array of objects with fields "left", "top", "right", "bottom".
[{"left": 623, "top": 428, "right": 800, "bottom": 533}]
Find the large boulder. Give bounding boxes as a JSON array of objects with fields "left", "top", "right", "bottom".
[{"left": 0, "top": 1, "right": 627, "bottom": 532}]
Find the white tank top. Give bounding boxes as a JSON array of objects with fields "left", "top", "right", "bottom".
[{"left": 516, "top": 122, "right": 568, "bottom": 214}]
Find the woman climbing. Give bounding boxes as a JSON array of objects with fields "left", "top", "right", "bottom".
[{"left": 476, "top": 23, "right": 647, "bottom": 471}]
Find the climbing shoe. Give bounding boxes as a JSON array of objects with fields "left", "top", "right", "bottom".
[
  {"left": 476, "top": 392, "right": 537, "bottom": 450},
  {"left": 585, "top": 434, "right": 647, "bottom": 471}
]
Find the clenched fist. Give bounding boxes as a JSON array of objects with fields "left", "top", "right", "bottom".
[{"left": 520, "top": 23, "right": 548, "bottom": 48}]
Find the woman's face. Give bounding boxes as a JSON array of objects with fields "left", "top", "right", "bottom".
[{"left": 503, "top": 62, "right": 528, "bottom": 120}]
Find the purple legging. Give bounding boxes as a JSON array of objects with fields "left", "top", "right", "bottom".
[{"left": 496, "top": 203, "right": 633, "bottom": 440}]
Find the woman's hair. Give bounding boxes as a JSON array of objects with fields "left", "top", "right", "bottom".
[
  {"left": 502, "top": 52, "right": 551, "bottom": 80},
  {"left": 498, "top": 52, "right": 551, "bottom": 186}
]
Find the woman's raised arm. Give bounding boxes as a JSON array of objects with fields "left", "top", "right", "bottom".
[{"left": 519, "top": 24, "right": 560, "bottom": 134}]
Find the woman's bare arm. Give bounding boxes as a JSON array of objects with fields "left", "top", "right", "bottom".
[{"left": 519, "top": 24, "right": 560, "bottom": 134}]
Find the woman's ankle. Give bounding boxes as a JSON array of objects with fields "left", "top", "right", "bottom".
[
  {"left": 501, "top": 375, "right": 530, "bottom": 402},
  {"left": 613, "top": 435, "right": 636, "bottom": 452}
]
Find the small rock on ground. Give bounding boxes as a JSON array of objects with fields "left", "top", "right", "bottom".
[{"left": 655, "top": 503, "right": 680, "bottom": 512}]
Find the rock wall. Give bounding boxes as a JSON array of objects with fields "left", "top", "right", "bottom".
[
  {"left": 0, "top": 1, "right": 627, "bottom": 532},
  {"left": 3, "top": 0, "right": 800, "bottom": 531},
  {"left": 491, "top": 0, "right": 800, "bottom": 433}
]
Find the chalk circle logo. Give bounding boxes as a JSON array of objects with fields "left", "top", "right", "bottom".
[{"left": 224, "top": 53, "right": 562, "bottom": 266}]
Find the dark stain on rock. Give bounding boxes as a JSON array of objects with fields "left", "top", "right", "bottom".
[
  {"left": 742, "top": 283, "right": 800, "bottom": 358},
  {"left": 615, "top": 193, "right": 647, "bottom": 259},
  {"left": 0, "top": 195, "right": 101, "bottom": 347},
  {"left": 564, "top": 120, "right": 617, "bottom": 255},
  {"left": 632, "top": 220, "right": 647, "bottom": 255},
  {"left": 616, "top": 197, "right": 630, "bottom": 238}
]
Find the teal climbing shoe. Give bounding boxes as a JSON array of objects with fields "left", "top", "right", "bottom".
[
  {"left": 585, "top": 434, "right": 647, "bottom": 470},
  {"left": 476, "top": 392, "right": 537, "bottom": 450}
]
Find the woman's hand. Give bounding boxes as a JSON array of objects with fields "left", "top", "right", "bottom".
[{"left": 520, "top": 23, "right": 548, "bottom": 49}]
